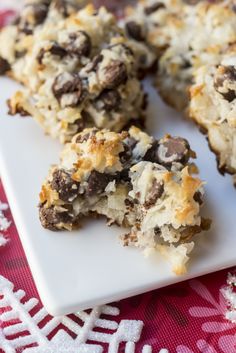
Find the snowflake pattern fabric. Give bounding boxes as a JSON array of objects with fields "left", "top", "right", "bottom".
[{"left": 0, "top": 2, "right": 236, "bottom": 352}]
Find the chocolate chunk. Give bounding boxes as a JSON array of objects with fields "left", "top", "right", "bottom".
[
  {"left": 154, "top": 226, "right": 161, "bottom": 235},
  {"left": 143, "top": 141, "right": 159, "bottom": 162},
  {"left": 65, "top": 31, "right": 91, "bottom": 57},
  {"left": 37, "top": 48, "right": 46, "bottom": 64},
  {"left": 220, "top": 89, "right": 236, "bottom": 102},
  {"left": 32, "top": 3, "right": 49, "bottom": 25},
  {"left": 86, "top": 54, "right": 103, "bottom": 73},
  {"left": 144, "top": 2, "right": 165, "bottom": 15},
  {"left": 97, "top": 89, "right": 121, "bottom": 111},
  {"left": 15, "top": 50, "right": 27, "bottom": 59},
  {"left": 145, "top": 179, "right": 164, "bottom": 208},
  {"left": 214, "top": 66, "right": 236, "bottom": 102},
  {"left": 157, "top": 137, "right": 191, "bottom": 166},
  {"left": 51, "top": 169, "right": 80, "bottom": 202},
  {"left": 39, "top": 204, "right": 74, "bottom": 231},
  {"left": 0, "top": 57, "right": 10, "bottom": 75},
  {"left": 120, "top": 137, "right": 137, "bottom": 165},
  {"left": 52, "top": 72, "right": 83, "bottom": 108},
  {"left": 37, "top": 44, "right": 67, "bottom": 64},
  {"left": 101, "top": 61, "right": 128, "bottom": 89},
  {"left": 144, "top": 137, "right": 191, "bottom": 166},
  {"left": 126, "top": 21, "right": 144, "bottom": 41},
  {"left": 49, "top": 43, "right": 67, "bottom": 58},
  {"left": 193, "top": 191, "right": 203, "bottom": 205},
  {"left": 86, "top": 171, "right": 113, "bottom": 196}
]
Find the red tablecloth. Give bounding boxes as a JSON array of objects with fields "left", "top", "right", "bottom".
[{"left": 0, "top": 5, "right": 236, "bottom": 353}]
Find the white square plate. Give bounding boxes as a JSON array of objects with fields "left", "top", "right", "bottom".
[{"left": 0, "top": 77, "right": 235, "bottom": 316}]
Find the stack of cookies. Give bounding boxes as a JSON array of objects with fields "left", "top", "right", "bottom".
[{"left": 6, "top": 0, "right": 236, "bottom": 274}]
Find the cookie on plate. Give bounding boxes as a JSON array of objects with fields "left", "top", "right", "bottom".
[
  {"left": 39, "top": 126, "right": 210, "bottom": 274},
  {"left": 124, "top": 0, "right": 236, "bottom": 110},
  {"left": 0, "top": 0, "right": 87, "bottom": 80},
  {"left": 157, "top": 0, "right": 236, "bottom": 110},
  {"left": 5, "top": 4, "right": 149, "bottom": 142},
  {"left": 189, "top": 46, "right": 236, "bottom": 184}
]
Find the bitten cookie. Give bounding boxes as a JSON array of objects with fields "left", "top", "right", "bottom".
[
  {"left": 39, "top": 126, "right": 210, "bottom": 274},
  {"left": 6, "top": 4, "right": 147, "bottom": 142},
  {"left": 189, "top": 46, "right": 236, "bottom": 184}
]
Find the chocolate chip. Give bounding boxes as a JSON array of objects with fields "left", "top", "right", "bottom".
[
  {"left": 65, "top": 31, "right": 91, "bottom": 57},
  {"left": 101, "top": 61, "right": 128, "bottom": 89},
  {"left": 145, "top": 179, "right": 164, "bottom": 208},
  {"left": 143, "top": 141, "right": 159, "bottom": 162},
  {"left": 154, "top": 226, "right": 161, "bottom": 235},
  {"left": 51, "top": 169, "right": 80, "bottom": 202},
  {"left": 119, "top": 137, "right": 137, "bottom": 165},
  {"left": 144, "top": 2, "right": 165, "bottom": 15},
  {"left": 193, "top": 191, "right": 203, "bottom": 205},
  {"left": 20, "top": 27, "right": 33, "bottom": 35},
  {"left": 182, "top": 58, "right": 192, "bottom": 69},
  {"left": 15, "top": 50, "right": 27, "bottom": 59},
  {"left": 32, "top": 3, "right": 49, "bottom": 25},
  {"left": 86, "top": 54, "right": 103, "bottom": 73},
  {"left": 214, "top": 66, "right": 236, "bottom": 102},
  {"left": 37, "top": 44, "right": 67, "bottom": 64},
  {"left": 97, "top": 89, "right": 121, "bottom": 111},
  {"left": 72, "top": 116, "right": 85, "bottom": 134},
  {"left": 126, "top": 21, "right": 144, "bottom": 41},
  {"left": 49, "top": 43, "right": 67, "bottom": 58},
  {"left": 52, "top": 72, "right": 83, "bottom": 108},
  {"left": 86, "top": 171, "right": 113, "bottom": 197},
  {"left": 116, "top": 169, "right": 130, "bottom": 183},
  {"left": 144, "top": 137, "right": 191, "bottom": 166},
  {"left": 119, "top": 144, "right": 132, "bottom": 165},
  {"left": 0, "top": 57, "right": 10, "bottom": 75},
  {"left": 220, "top": 89, "right": 236, "bottom": 102},
  {"left": 157, "top": 137, "right": 191, "bottom": 166},
  {"left": 39, "top": 204, "right": 74, "bottom": 231},
  {"left": 125, "top": 198, "right": 134, "bottom": 207}
]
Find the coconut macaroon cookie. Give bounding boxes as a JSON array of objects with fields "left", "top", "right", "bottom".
[
  {"left": 0, "top": 0, "right": 87, "bottom": 80},
  {"left": 124, "top": 0, "right": 185, "bottom": 69},
  {"left": 157, "top": 0, "right": 236, "bottom": 111},
  {"left": 6, "top": 4, "right": 147, "bottom": 142},
  {"left": 125, "top": 0, "right": 236, "bottom": 110},
  {"left": 189, "top": 46, "right": 236, "bottom": 184},
  {"left": 39, "top": 126, "right": 210, "bottom": 274}
]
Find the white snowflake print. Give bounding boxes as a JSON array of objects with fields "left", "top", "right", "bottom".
[{"left": 0, "top": 275, "right": 168, "bottom": 353}]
